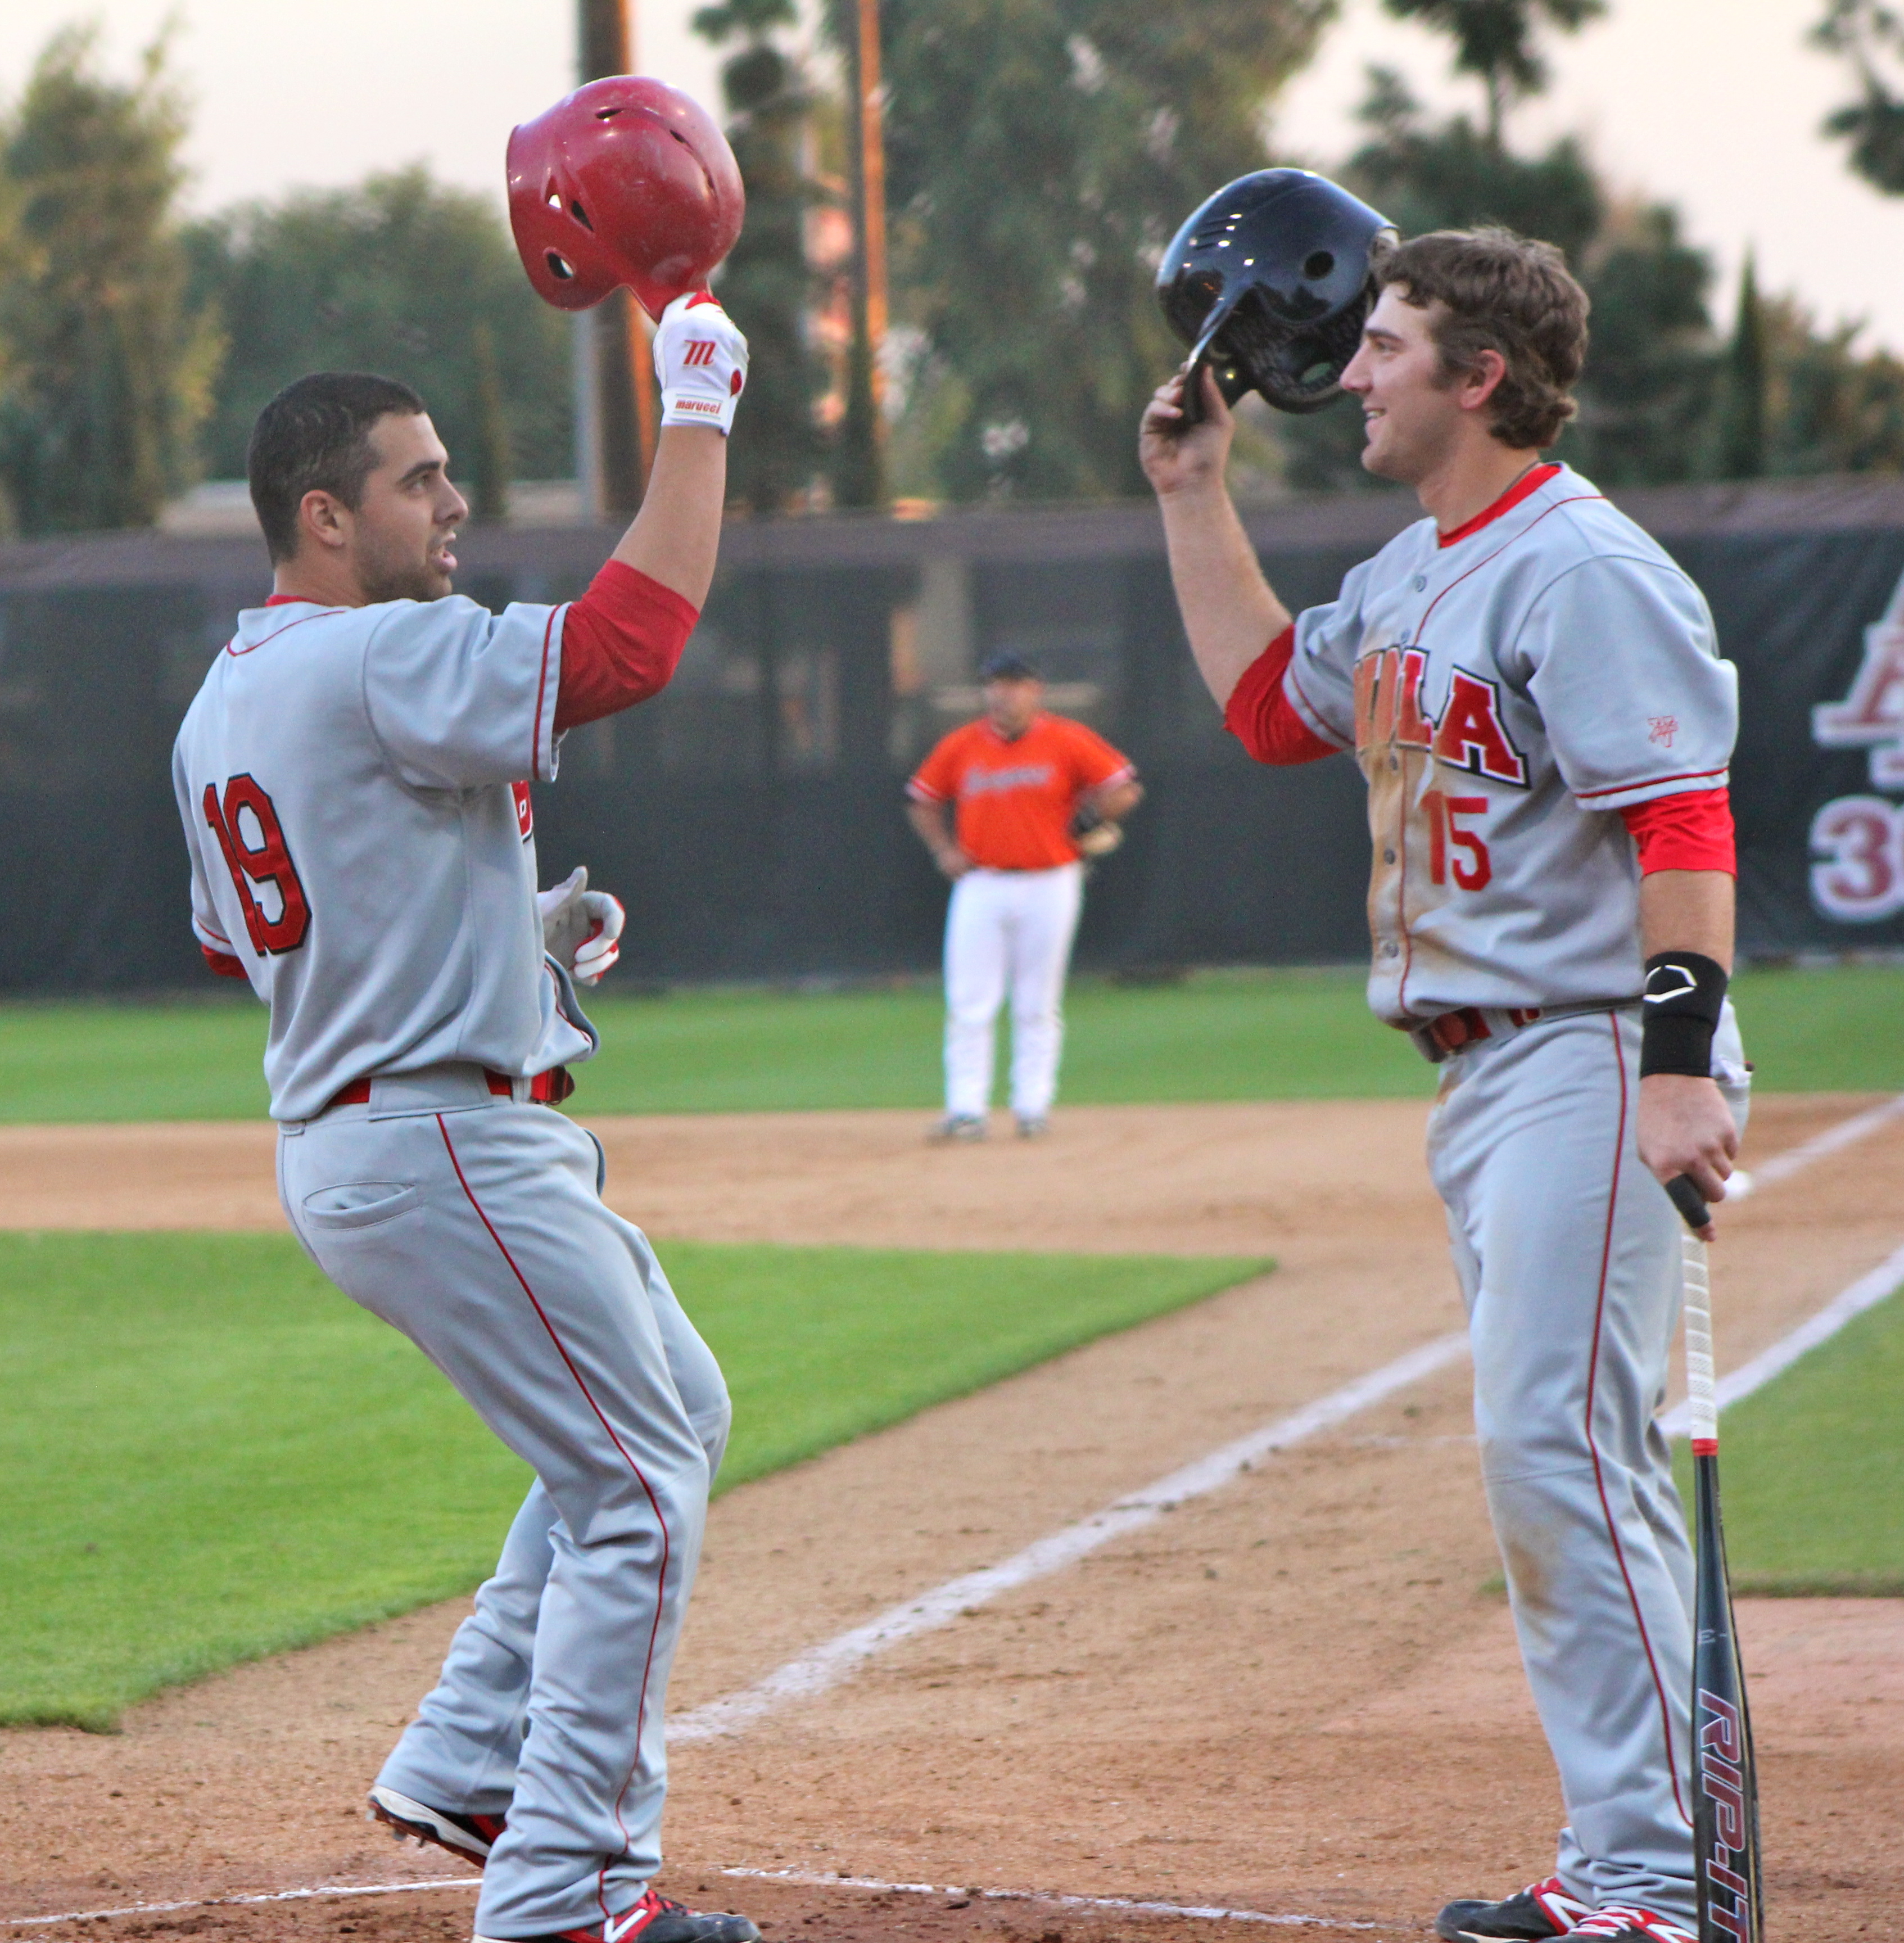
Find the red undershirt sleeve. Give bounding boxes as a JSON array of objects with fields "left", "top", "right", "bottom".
[
  {"left": 201, "top": 943, "right": 247, "bottom": 979},
  {"left": 1618, "top": 787, "right": 1736, "bottom": 876},
  {"left": 553, "top": 561, "right": 700, "bottom": 734},
  {"left": 1223, "top": 627, "right": 1340, "bottom": 766}
]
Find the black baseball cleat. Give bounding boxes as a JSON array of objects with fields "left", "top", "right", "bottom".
[
  {"left": 476, "top": 1890, "right": 761, "bottom": 1943},
  {"left": 1436, "top": 1877, "right": 1590, "bottom": 1943},
  {"left": 367, "top": 1784, "right": 506, "bottom": 1868}
]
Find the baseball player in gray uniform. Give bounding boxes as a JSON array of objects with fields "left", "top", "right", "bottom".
[
  {"left": 1142, "top": 229, "right": 1748, "bottom": 1943},
  {"left": 173, "top": 295, "right": 759, "bottom": 1943}
]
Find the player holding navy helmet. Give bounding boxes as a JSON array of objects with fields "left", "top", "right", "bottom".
[
  {"left": 1143, "top": 225, "right": 1748, "bottom": 1943},
  {"left": 173, "top": 286, "right": 760, "bottom": 1943}
]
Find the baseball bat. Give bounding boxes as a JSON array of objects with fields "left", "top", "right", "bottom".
[{"left": 1677, "top": 1218, "right": 1765, "bottom": 1943}]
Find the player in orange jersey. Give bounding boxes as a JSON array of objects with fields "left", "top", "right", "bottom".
[{"left": 906, "top": 652, "right": 1143, "bottom": 1139}]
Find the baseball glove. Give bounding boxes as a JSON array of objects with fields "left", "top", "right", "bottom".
[{"left": 1071, "top": 804, "right": 1124, "bottom": 859}]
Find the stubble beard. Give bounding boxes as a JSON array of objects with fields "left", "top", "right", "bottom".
[
  {"left": 358, "top": 531, "right": 455, "bottom": 605},
  {"left": 1359, "top": 412, "right": 1444, "bottom": 492}
]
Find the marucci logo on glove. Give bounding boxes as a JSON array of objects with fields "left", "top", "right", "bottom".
[{"left": 653, "top": 290, "right": 750, "bottom": 435}]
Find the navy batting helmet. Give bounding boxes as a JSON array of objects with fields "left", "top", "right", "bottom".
[{"left": 1156, "top": 170, "right": 1397, "bottom": 418}]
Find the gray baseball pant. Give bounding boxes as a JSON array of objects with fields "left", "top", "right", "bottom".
[
  {"left": 278, "top": 1071, "right": 729, "bottom": 1939},
  {"left": 1427, "top": 1005, "right": 1748, "bottom": 1924}
]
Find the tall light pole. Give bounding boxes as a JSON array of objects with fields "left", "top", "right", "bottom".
[
  {"left": 575, "top": 0, "right": 657, "bottom": 519},
  {"left": 857, "top": 0, "right": 889, "bottom": 402},
  {"left": 837, "top": 0, "right": 888, "bottom": 508}
]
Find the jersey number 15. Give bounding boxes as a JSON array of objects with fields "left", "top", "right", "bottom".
[
  {"left": 203, "top": 776, "right": 311, "bottom": 955},
  {"left": 1424, "top": 789, "right": 1493, "bottom": 891}
]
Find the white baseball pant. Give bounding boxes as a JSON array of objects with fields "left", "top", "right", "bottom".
[{"left": 942, "top": 861, "right": 1084, "bottom": 1121}]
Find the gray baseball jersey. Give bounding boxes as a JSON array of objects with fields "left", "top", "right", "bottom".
[
  {"left": 171, "top": 594, "right": 594, "bottom": 1122},
  {"left": 1279, "top": 463, "right": 1737, "bottom": 1025}
]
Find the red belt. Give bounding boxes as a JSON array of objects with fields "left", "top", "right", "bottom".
[
  {"left": 325, "top": 1065, "right": 573, "bottom": 1113},
  {"left": 1422, "top": 1005, "right": 1543, "bottom": 1056}
]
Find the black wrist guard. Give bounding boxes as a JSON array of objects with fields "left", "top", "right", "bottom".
[{"left": 1639, "top": 950, "right": 1729, "bottom": 1078}]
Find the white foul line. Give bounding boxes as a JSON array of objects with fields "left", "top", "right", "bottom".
[
  {"left": 717, "top": 1868, "right": 1381, "bottom": 1931},
  {"left": 1739, "top": 1090, "right": 1904, "bottom": 1192},
  {"left": 4, "top": 1870, "right": 1380, "bottom": 1933},
  {"left": 4, "top": 1879, "right": 479, "bottom": 1928},
  {"left": 668, "top": 1331, "right": 1471, "bottom": 1743},
  {"left": 1658, "top": 1237, "right": 1904, "bottom": 1439}
]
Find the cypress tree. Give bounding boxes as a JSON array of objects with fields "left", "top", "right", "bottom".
[{"left": 1717, "top": 254, "right": 1767, "bottom": 481}]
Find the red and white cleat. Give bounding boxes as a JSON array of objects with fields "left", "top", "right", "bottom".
[
  {"left": 366, "top": 1784, "right": 506, "bottom": 1868},
  {"left": 474, "top": 1888, "right": 761, "bottom": 1943},
  {"left": 1436, "top": 1876, "right": 1593, "bottom": 1942}
]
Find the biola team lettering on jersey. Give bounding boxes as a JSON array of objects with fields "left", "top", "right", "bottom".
[
  {"left": 1280, "top": 462, "right": 1736, "bottom": 1024},
  {"left": 172, "top": 593, "right": 596, "bottom": 1123}
]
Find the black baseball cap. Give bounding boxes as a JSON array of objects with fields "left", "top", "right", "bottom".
[{"left": 978, "top": 650, "right": 1041, "bottom": 681}]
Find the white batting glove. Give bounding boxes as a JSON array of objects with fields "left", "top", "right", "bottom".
[
  {"left": 653, "top": 291, "right": 748, "bottom": 436},
  {"left": 537, "top": 865, "right": 626, "bottom": 986}
]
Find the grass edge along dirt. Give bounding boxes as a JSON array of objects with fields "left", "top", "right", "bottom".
[
  {"left": 0, "top": 1230, "right": 1270, "bottom": 1732},
  {"left": 0, "top": 960, "right": 1898, "bottom": 1122}
]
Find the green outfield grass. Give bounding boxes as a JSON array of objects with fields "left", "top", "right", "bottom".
[
  {"left": 1676, "top": 1284, "right": 1904, "bottom": 1597},
  {"left": 0, "top": 1231, "right": 1267, "bottom": 1730},
  {"left": 1, "top": 959, "right": 1897, "bottom": 1122}
]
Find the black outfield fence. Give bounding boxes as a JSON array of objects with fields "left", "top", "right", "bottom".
[{"left": 4, "top": 475, "right": 1904, "bottom": 995}]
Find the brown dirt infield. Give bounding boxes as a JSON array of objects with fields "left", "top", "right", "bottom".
[{"left": 1, "top": 1096, "right": 1900, "bottom": 1943}]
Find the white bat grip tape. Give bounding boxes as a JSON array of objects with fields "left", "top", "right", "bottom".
[{"left": 1681, "top": 1232, "right": 1718, "bottom": 1444}]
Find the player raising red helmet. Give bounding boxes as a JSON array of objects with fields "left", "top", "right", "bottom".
[{"left": 506, "top": 75, "right": 744, "bottom": 319}]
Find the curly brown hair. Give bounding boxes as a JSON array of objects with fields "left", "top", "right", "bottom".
[{"left": 1374, "top": 228, "right": 1589, "bottom": 450}]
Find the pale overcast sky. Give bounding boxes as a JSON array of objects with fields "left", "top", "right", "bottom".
[{"left": 2, "top": 0, "right": 1900, "bottom": 349}]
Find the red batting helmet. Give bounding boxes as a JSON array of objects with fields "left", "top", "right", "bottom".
[{"left": 506, "top": 77, "right": 744, "bottom": 321}]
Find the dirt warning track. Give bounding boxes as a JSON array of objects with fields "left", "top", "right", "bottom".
[{"left": 2, "top": 1096, "right": 1900, "bottom": 1941}]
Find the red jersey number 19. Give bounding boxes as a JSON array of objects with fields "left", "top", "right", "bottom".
[{"left": 203, "top": 775, "right": 311, "bottom": 955}]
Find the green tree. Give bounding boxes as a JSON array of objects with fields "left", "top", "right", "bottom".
[
  {"left": 1279, "top": 62, "right": 1713, "bottom": 492},
  {"left": 1382, "top": 0, "right": 1606, "bottom": 152},
  {"left": 694, "top": 0, "right": 827, "bottom": 513},
  {"left": 1345, "top": 62, "right": 1601, "bottom": 256},
  {"left": 840, "top": 0, "right": 1337, "bottom": 503},
  {"left": 184, "top": 166, "right": 571, "bottom": 486},
  {"left": 1567, "top": 197, "right": 1716, "bottom": 486},
  {"left": 1760, "top": 292, "right": 1904, "bottom": 475},
  {"left": 0, "top": 175, "right": 33, "bottom": 533},
  {"left": 0, "top": 26, "right": 224, "bottom": 534},
  {"left": 1715, "top": 254, "right": 1767, "bottom": 481},
  {"left": 1813, "top": 0, "right": 1904, "bottom": 191}
]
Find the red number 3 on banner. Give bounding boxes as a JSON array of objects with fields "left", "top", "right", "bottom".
[{"left": 202, "top": 775, "right": 312, "bottom": 955}]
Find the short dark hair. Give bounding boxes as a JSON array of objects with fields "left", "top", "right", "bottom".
[
  {"left": 979, "top": 651, "right": 1041, "bottom": 681},
  {"left": 247, "top": 372, "right": 429, "bottom": 562},
  {"left": 1374, "top": 228, "right": 1589, "bottom": 450}
]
